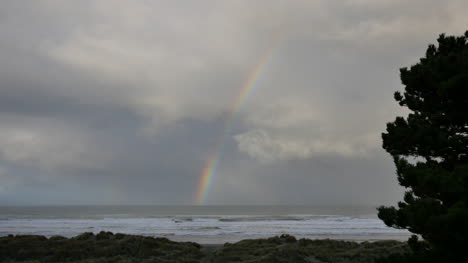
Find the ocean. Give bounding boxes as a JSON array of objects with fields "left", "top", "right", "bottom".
[{"left": 0, "top": 205, "right": 410, "bottom": 244}]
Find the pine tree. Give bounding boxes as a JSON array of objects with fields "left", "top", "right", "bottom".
[{"left": 378, "top": 31, "right": 468, "bottom": 262}]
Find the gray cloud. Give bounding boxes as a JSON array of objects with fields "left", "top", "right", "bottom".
[{"left": 0, "top": 0, "right": 466, "bottom": 205}]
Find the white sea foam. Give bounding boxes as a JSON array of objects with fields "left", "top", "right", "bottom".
[
  {"left": 0, "top": 215, "right": 410, "bottom": 243},
  {"left": 0, "top": 206, "right": 412, "bottom": 243}
]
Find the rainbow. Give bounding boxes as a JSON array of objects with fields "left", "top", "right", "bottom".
[{"left": 194, "top": 45, "right": 279, "bottom": 205}]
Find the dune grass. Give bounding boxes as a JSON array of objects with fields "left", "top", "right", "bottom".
[{"left": 0, "top": 233, "right": 408, "bottom": 263}]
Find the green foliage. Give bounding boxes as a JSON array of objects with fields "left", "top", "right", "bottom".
[
  {"left": 378, "top": 31, "right": 468, "bottom": 262},
  {"left": 0, "top": 232, "right": 203, "bottom": 263},
  {"left": 211, "top": 235, "right": 407, "bottom": 263},
  {"left": 0, "top": 234, "right": 408, "bottom": 263}
]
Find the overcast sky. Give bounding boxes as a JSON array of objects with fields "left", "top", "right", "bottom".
[{"left": 0, "top": 0, "right": 467, "bottom": 205}]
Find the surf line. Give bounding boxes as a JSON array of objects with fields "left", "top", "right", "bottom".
[{"left": 194, "top": 44, "right": 280, "bottom": 205}]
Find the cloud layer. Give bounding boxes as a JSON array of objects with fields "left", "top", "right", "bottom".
[{"left": 0, "top": 0, "right": 467, "bottom": 205}]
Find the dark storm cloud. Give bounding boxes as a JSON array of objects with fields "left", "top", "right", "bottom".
[
  {"left": 208, "top": 149, "right": 401, "bottom": 205},
  {"left": 0, "top": 0, "right": 467, "bottom": 205}
]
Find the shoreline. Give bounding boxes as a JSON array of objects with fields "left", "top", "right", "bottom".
[
  {"left": 167, "top": 233, "right": 410, "bottom": 245},
  {"left": 0, "top": 232, "right": 411, "bottom": 245}
]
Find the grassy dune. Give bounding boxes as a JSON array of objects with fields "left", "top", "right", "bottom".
[
  {"left": 0, "top": 233, "right": 408, "bottom": 263},
  {"left": 0, "top": 232, "right": 203, "bottom": 263},
  {"left": 209, "top": 235, "right": 408, "bottom": 263}
]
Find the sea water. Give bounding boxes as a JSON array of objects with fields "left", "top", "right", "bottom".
[{"left": 0, "top": 205, "right": 410, "bottom": 244}]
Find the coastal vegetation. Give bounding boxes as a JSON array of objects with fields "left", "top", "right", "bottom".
[
  {"left": 210, "top": 235, "right": 407, "bottom": 263},
  {"left": 0, "top": 233, "right": 407, "bottom": 263},
  {"left": 0, "top": 232, "right": 203, "bottom": 263},
  {"left": 377, "top": 31, "right": 468, "bottom": 262}
]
